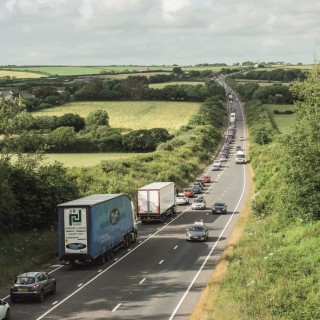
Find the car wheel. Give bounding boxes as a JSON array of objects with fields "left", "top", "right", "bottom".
[
  {"left": 38, "top": 290, "right": 45, "bottom": 303},
  {"left": 50, "top": 282, "right": 57, "bottom": 295}
]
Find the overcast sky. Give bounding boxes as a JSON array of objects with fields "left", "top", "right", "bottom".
[{"left": 1, "top": 0, "right": 319, "bottom": 66}]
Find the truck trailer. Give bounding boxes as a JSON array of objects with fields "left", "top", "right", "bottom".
[
  {"left": 58, "top": 194, "right": 137, "bottom": 265},
  {"left": 137, "top": 182, "right": 176, "bottom": 222}
]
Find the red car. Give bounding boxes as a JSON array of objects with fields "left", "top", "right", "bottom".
[
  {"left": 183, "top": 188, "right": 194, "bottom": 198},
  {"left": 199, "top": 176, "right": 211, "bottom": 183}
]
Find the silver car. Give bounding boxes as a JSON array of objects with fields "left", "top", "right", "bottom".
[
  {"left": 191, "top": 198, "right": 206, "bottom": 210},
  {"left": 186, "top": 222, "right": 209, "bottom": 241}
]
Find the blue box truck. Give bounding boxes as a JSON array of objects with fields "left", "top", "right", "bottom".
[{"left": 58, "top": 194, "right": 137, "bottom": 265}]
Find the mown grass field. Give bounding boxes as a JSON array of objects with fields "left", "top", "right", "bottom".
[
  {"left": 32, "top": 101, "right": 201, "bottom": 133},
  {"left": 0, "top": 69, "right": 46, "bottom": 78},
  {"left": 11, "top": 153, "right": 143, "bottom": 167},
  {"left": 263, "top": 104, "right": 295, "bottom": 133},
  {"left": 235, "top": 79, "right": 291, "bottom": 87},
  {"left": 148, "top": 81, "right": 205, "bottom": 89}
]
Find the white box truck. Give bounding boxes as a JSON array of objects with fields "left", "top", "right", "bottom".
[
  {"left": 137, "top": 182, "right": 176, "bottom": 222},
  {"left": 235, "top": 150, "right": 246, "bottom": 164}
]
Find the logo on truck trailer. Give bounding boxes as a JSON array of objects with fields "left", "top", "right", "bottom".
[
  {"left": 64, "top": 208, "right": 88, "bottom": 254},
  {"left": 110, "top": 208, "right": 120, "bottom": 225}
]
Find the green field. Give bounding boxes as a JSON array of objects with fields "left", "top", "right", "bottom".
[
  {"left": 263, "top": 104, "right": 295, "bottom": 133},
  {"left": 32, "top": 101, "right": 200, "bottom": 133},
  {"left": 11, "top": 153, "right": 143, "bottom": 167},
  {"left": 149, "top": 81, "right": 205, "bottom": 89},
  {"left": 235, "top": 79, "right": 291, "bottom": 86}
]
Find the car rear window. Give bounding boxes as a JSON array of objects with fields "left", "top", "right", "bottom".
[{"left": 15, "top": 277, "right": 35, "bottom": 284}]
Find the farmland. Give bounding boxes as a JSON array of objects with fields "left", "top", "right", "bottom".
[
  {"left": 235, "top": 79, "right": 291, "bottom": 87},
  {"left": 149, "top": 81, "right": 205, "bottom": 89},
  {"left": 32, "top": 100, "right": 200, "bottom": 133},
  {"left": 11, "top": 153, "right": 143, "bottom": 167},
  {"left": 263, "top": 104, "right": 295, "bottom": 133},
  {"left": 0, "top": 69, "right": 46, "bottom": 78}
]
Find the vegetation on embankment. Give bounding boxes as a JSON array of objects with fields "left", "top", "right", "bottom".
[{"left": 191, "top": 66, "right": 320, "bottom": 320}]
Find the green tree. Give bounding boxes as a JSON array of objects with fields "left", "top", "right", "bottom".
[
  {"left": 279, "top": 65, "right": 320, "bottom": 220},
  {"left": 86, "top": 109, "right": 109, "bottom": 127}
]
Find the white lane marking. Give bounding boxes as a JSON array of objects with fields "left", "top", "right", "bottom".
[
  {"left": 139, "top": 278, "right": 146, "bottom": 285},
  {"left": 77, "top": 283, "right": 83, "bottom": 287},
  {"left": 173, "top": 245, "right": 178, "bottom": 250},
  {"left": 52, "top": 301, "right": 58, "bottom": 305},
  {"left": 159, "top": 260, "right": 164, "bottom": 265},
  {"left": 112, "top": 303, "right": 122, "bottom": 312}
]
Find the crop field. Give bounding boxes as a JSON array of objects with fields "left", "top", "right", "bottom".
[
  {"left": 0, "top": 69, "right": 46, "bottom": 78},
  {"left": 235, "top": 79, "right": 291, "bottom": 86},
  {"left": 32, "top": 100, "right": 200, "bottom": 133},
  {"left": 263, "top": 104, "right": 296, "bottom": 133},
  {"left": 149, "top": 81, "right": 205, "bottom": 89},
  {"left": 11, "top": 153, "right": 143, "bottom": 167}
]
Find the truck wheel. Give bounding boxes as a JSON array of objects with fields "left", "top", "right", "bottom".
[{"left": 96, "top": 253, "right": 106, "bottom": 265}]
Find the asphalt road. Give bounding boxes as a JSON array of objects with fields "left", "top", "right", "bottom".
[{"left": 2, "top": 87, "right": 250, "bottom": 320}]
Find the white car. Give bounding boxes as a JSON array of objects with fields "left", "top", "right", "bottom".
[
  {"left": 176, "top": 193, "right": 189, "bottom": 205},
  {"left": 239, "top": 136, "right": 245, "bottom": 141},
  {"left": 0, "top": 299, "right": 10, "bottom": 320},
  {"left": 213, "top": 159, "right": 221, "bottom": 168}
]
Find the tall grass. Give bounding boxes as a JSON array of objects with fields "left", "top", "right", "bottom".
[{"left": 0, "top": 230, "right": 58, "bottom": 289}]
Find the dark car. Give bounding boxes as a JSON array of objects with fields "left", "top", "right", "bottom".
[
  {"left": 212, "top": 202, "right": 228, "bottom": 214},
  {"left": 10, "top": 272, "right": 56, "bottom": 303},
  {"left": 185, "top": 222, "right": 209, "bottom": 241}
]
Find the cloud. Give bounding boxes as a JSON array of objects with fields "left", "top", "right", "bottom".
[{"left": 0, "top": 0, "right": 319, "bottom": 65}]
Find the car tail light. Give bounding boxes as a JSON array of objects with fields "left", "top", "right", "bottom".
[{"left": 32, "top": 284, "right": 40, "bottom": 291}]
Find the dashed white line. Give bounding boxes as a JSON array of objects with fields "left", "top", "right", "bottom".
[
  {"left": 159, "top": 260, "right": 164, "bottom": 265},
  {"left": 112, "top": 303, "right": 122, "bottom": 312},
  {"left": 139, "top": 278, "right": 146, "bottom": 284}
]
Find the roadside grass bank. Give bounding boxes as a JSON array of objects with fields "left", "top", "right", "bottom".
[
  {"left": 32, "top": 100, "right": 201, "bottom": 133},
  {"left": 0, "top": 230, "right": 58, "bottom": 289}
]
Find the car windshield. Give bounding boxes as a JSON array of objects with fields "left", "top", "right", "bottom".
[
  {"left": 189, "top": 226, "right": 204, "bottom": 232},
  {"left": 214, "top": 203, "right": 224, "bottom": 207},
  {"left": 15, "top": 277, "right": 35, "bottom": 285}
]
